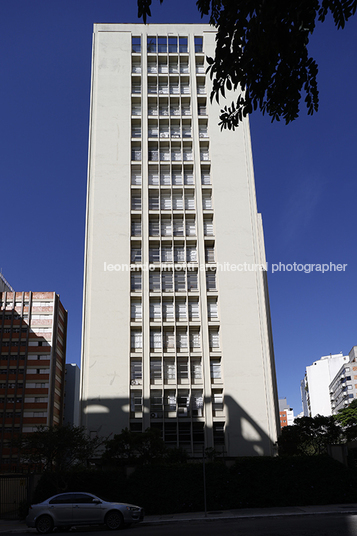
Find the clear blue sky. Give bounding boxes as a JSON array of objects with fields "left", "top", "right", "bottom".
[{"left": 1, "top": 1, "right": 356, "bottom": 415}]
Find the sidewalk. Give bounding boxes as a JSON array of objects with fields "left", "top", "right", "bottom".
[{"left": 1, "top": 504, "right": 357, "bottom": 533}]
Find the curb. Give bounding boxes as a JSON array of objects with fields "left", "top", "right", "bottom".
[{"left": 2, "top": 505, "right": 357, "bottom": 533}]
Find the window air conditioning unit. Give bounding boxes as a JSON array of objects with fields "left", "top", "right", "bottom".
[{"left": 150, "top": 412, "right": 163, "bottom": 418}]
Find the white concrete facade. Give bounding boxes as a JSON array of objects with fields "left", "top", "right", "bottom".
[{"left": 80, "top": 24, "right": 279, "bottom": 457}]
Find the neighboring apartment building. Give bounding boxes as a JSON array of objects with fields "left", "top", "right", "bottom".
[
  {"left": 80, "top": 24, "right": 279, "bottom": 457},
  {"left": 0, "top": 273, "right": 13, "bottom": 293},
  {"left": 301, "top": 352, "right": 349, "bottom": 417},
  {"left": 330, "top": 346, "right": 357, "bottom": 414},
  {"left": 278, "top": 398, "right": 294, "bottom": 428},
  {"left": 0, "top": 291, "right": 67, "bottom": 471}
]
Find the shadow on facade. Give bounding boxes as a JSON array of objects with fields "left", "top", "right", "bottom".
[{"left": 82, "top": 393, "right": 276, "bottom": 457}]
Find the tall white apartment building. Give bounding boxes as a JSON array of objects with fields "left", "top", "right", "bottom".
[
  {"left": 301, "top": 352, "right": 349, "bottom": 417},
  {"left": 80, "top": 24, "right": 279, "bottom": 457}
]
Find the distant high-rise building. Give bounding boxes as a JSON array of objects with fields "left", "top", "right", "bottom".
[
  {"left": 278, "top": 398, "right": 294, "bottom": 428},
  {"left": 64, "top": 363, "right": 80, "bottom": 427},
  {"left": 0, "top": 291, "right": 67, "bottom": 471},
  {"left": 80, "top": 24, "right": 279, "bottom": 457},
  {"left": 301, "top": 352, "right": 349, "bottom": 417}
]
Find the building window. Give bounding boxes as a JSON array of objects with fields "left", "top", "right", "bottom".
[
  {"left": 131, "top": 272, "right": 142, "bottom": 291},
  {"left": 147, "top": 36, "right": 157, "bottom": 53},
  {"left": 205, "top": 245, "right": 215, "bottom": 263},
  {"left": 149, "top": 245, "right": 160, "bottom": 263},
  {"left": 131, "top": 330, "right": 142, "bottom": 351},
  {"left": 163, "top": 300, "right": 174, "bottom": 321},
  {"left": 161, "top": 219, "right": 173, "bottom": 238},
  {"left": 132, "top": 79, "right": 141, "bottom": 94},
  {"left": 203, "top": 216, "right": 213, "bottom": 236},
  {"left": 213, "top": 422, "right": 225, "bottom": 445},
  {"left": 202, "top": 191, "right": 212, "bottom": 210},
  {"left": 186, "top": 217, "right": 196, "bottom": 236},
  {"left": 130, "top": 390, "right": 142, "bottom": 416},
  {"left": 173, "top": 191, "right": 184, "bottom": 210},
  {"left": 131, "top": 245, "right": 142, "bottom": 263},
  {"left": 162, "top": 271, "right": 173, "bottom": 292},
  {"left": 210, "top": 358, "right": 221, "bottom": 382},
  {"left": 132, "top": 57, "right": 141, "bottom": 73},
  {"left": 206, "top": 271, "right": 216, "bottom": 291},
  {"left": 187, "top": 245, "right": 197, "bottom": 263},
  {"left": 131, "top": 191, "right": 142, "bottom": 210},
  {"left": 149, "top": 271, "right": 161, "bottom": 292},
  {"left": 207, "top": 298, "right": 218, "bottom": 320},
  {"left": 176, "top": 300, "right": 187, "bottom": 321},
  {"left": 191, "top": 358, "right": 202, "bottom": 383},
  {"left": 150, "top": 329, "right": 162, "bottom": 350},
  {"left": 131, "top": 217, "right": 141, "bottom": 236},
  {"left": 130, "top": 359, "right": 142, "bottom": 384},
  {"left": 178, "top": 393, "right": 190, "bottom": 417},
  {"left": 209, "top": 328, "right": 220, "bottom": 349},
  {"left": 175, "top": 271, "right": 186, "bottom": 292},
  {"left": 164, "top": 329, "right": 175, "bottom": 351},
  {"left": 185, "top": 191, "right": 195, "bottom": 210},
  {"left": 192, "top": 390, "right": 204, "bottom": 416},
  {"left": 131, "top": 144, "right": 142, "bottom": 161},
  {"left": 149, "top": 217, "right": 160, "bottom": 237},
  {"left": 176, "top": 329, "right": 188, "bottom": 351},
  {"left": 187, "top": 271, "right": 198, "bottom": 291},
  {"left": 149, "top": 191, "right": 160, "bottom": 210},
  {"left": 178, "top": 358, "right": 189, "bottom": 383},
  {"left": 172, "top": 168, "right": 183, "bottom": 185},
  {"left": 132, "top": 100, "right": 141, "bottom": 116},
  {"left": 168, "top": 36, "right": 177, "bottom": 53},
  {"left": 201, "top": 166, "right": 210, "bottom": 185},
  {"left": 179, "top": 37, "right": 188, "bottom": 53},
  {"left": 194, "top": 36, "right": 203, "bottom": 53},
  {"left": 196, "top": 56, "right": 205, "bottom": 74},
  {"left": 188, "top": 299, "right": 199, "bottom": 320},
  {"left": 150, "top": 300, "right": 161, "bottom": 321},
  {"left": 131, "top": 300, "right": 142, "bottom": 321},
  {"left": 173, "top": 217, "right": 184, "bottom": 237},
  {"left": 158, "top": 36, "right": 167, "bottom": 53},
  {"left": 164, "top": 358, "right": 175, "bottom": 382},
  {"left": 132, "top": 36, "right": 141, "bottom": 53},
  {"left": 161, "top": 192, "right": 172, "bottom": 210},
  {"left": 175, "top": 245, "right": 185, "bottom": 263},
  {"left": 190, "top": 329, "right": 201, "bottom": 350},
  {"left": 150, "top": 359, "right": 162, "bottom": 383}
]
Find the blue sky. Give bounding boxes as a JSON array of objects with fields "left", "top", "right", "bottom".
[{"left": 1, "top": 1, "right": 356, "bottom": 415}]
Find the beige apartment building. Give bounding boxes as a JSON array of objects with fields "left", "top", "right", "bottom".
[
  {"left": 80, "top": 23, "right": 279, "bottom": 457},
  {"left": 0, "top": 291, "right": 67, "bottom": 471}
]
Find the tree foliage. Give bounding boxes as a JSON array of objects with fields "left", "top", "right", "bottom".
[
  {"left": 13, "top": 424, "right": 103, "bottom": 472},
  {"left": 334, "top": 399, "right": 357, "bottom": 441},
  {"left": 102, "top": 427, "right": 188, "bottom": 465},
  {"left": 137, "top": 0, "right": 357, "bottom": 128},
  {"left": 277, "top": 415, "right": 342, "bottom": 456}
]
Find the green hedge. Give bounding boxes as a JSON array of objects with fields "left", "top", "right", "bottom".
[{"left": 32, "top": 456, "right": 357, "bottom": 515}]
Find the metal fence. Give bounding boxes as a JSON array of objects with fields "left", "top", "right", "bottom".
[{"left": 0, "top": 474, "right": 30, "bottom": 519}]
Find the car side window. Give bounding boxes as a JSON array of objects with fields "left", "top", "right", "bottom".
[
  {"left": 49, "top": 494, "right": 77, "bottom": 504},
  {"left": 72, "top": 493, "right": 99, "bottom": 504}
]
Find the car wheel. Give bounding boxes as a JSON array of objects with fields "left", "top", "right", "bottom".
[
  {"left": 35, "top": 514, "right": 54, "bottom": 534},
  {"left": 105, "top": 510, "right": 124, "bottom": 530}
]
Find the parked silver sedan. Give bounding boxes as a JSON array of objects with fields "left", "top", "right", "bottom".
[{"left": 25, "top": 491, "right": 144, "bottom": 534}]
